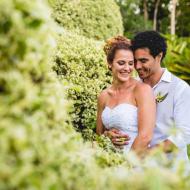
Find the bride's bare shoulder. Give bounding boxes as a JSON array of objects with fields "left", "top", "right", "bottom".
[
  {"left": 134, "top": 81, "right": 152, "bottom": 95},
  {"left": 98, "top": 86, "right": 112, "bottom": 103},
  {"left": 100, "top": 86, "right": 114, "bottom": 96}
]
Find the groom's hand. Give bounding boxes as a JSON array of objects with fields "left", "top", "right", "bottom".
[
  {"left": 162, "top": 139, "right": 177, "bottom": 153},
  {"left": 148, "top": 139, "right": 177, "bottom": 153},
  {"left": 104, "top": 128, "right": 130, "bottom": 148}
]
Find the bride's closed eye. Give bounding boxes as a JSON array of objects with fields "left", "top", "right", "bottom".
[
  {"left": 117, "top": 60, "right": 125, "bottom": 65},
  {"left": 117, "top": 60, "right": 134, "bottom": 66},
  {"left": 128, "top": 61, "right": 134, "bottom": 66}
]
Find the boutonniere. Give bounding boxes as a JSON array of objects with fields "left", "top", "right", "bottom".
[{"left": 155, "top": 92, "right": 168, "bottom": 103}]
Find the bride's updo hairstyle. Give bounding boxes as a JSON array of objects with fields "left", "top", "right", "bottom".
[{"left": 103, "top": 36, "right": 132, "bottom": 64}]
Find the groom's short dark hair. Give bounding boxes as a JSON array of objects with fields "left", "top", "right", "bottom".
[{"left": 131, "top": 30, "right": 167, "bottom": 61}]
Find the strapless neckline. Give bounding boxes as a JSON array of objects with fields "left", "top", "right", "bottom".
[
  {"left": 105, "top": 103, "right": 137, "bottom": 110},
  {"left": 102, "top": 103, "right": 138, "bottom": 131}
]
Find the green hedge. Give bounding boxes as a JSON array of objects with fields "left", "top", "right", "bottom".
[
  {"left": 53, "top": 31, "right": 112, "bottom": 130},
  {"left": 0, "top": 0, "right": 76, "bottom": 188},
  {"left": 50, "top": 0, "right": 123, "bottom": 40}
]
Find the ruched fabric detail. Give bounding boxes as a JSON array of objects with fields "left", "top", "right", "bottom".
[{"left": 101, "top": 103, "right": 138, "bottom": 153}]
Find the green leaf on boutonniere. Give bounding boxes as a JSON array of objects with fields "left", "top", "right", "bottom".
[{"left": 156, "top": 92, "right": 168, "bottom": 103}]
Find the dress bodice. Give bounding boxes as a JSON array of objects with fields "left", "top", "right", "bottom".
[
  {"left": 101, "top": 103, "right": 138, "bottom": 153},
  {"left": 102, "top": 103, "right": 138, "bottom": 131}
]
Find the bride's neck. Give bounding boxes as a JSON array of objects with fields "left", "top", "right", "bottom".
[{"left": 112, "top": 78, "right": 132, "bottom": 91}]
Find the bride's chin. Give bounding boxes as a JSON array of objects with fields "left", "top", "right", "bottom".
[
  {"left": 118, "top": 76, "right": 130, "bottom": 82},
  {"left": 118, "top": 76, "right": 130, "bottom": 81}
]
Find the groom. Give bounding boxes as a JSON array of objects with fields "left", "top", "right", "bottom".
[{"left": 106, "top": 31, "right": 190, "bottom": 160}]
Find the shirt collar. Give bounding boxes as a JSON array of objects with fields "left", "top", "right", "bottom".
[
  {"left": 159, "top": 68, "right": 171, "bottom": 83},
  {"left": 152, "top": 68, "right": 171, "bottom": 89}
]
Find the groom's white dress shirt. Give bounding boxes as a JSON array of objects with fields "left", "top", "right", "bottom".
[{"left": 150, "top": 68, "right": 190, "bottom": 160}]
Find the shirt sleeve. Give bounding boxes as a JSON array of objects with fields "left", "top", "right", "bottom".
[{"left": 168, "top": 82, "right": 190, "bottom": 148}]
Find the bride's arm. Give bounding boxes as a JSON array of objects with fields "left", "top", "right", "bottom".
[
  {"left": 131, "top": 83, "right": 156, "bottom": 155},
  {"left": 96, "top": 91, "right": 106, "bottom": 135}
]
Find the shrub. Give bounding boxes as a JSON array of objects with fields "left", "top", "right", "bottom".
[
  {"left": 50, "top": 0, "right": 123, "bottom": 40},
  {"left": 0, "top": 0, "right": 77, "bottom": 188},
  {"left": 53, "top": 31, "right": 112, "bottom": 130}
]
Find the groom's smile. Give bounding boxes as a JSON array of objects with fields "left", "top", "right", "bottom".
[{"left": 134, "top": 48, "right": 159, "bottom": 80}]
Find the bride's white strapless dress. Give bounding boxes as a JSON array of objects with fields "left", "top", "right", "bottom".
[{"left": 101, "top": 103, "right": 138, "bottom": 153}]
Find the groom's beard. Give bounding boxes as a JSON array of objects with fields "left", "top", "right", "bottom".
[{"left": 136, "top": 68, "right": 151, "bottom": 79}]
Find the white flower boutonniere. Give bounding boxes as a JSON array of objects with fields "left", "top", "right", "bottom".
[{"left": 155, "top": 92, "right": 168, "bottom": 103}]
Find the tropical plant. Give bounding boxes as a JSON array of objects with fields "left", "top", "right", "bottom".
[{"left": 163, "top": 35, "right": 190, "bottom": 84}]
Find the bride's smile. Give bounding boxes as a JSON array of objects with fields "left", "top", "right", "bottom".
[{"left": 109, "top": 49, "right": 134, "bottom": 82}]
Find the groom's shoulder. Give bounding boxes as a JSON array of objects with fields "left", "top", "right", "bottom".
[
  {"left": 171, "top": 72, "right": 189, "bottom": 88},
  {"left": 170, "top": 72, "right": 190, "bottom": 98}
]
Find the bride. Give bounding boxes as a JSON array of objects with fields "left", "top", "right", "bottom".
[{"left": 96, "top": 36, "right": 156, "bottom": 155}]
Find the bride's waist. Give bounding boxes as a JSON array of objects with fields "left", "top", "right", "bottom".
[{"left": 106, "top": 124, "right": 138, "bottom": 133}]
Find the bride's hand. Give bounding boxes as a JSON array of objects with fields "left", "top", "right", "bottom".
[{"left": 104, "top": 128, "right": 130, "bottom": 148}]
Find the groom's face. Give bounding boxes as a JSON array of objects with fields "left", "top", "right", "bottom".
[{"left": 134, "top": 48, "right": 158, "bottom": 80}]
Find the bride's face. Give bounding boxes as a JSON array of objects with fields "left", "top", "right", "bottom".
[{"left": 109, "top": 49, "right": 134, "bottom": 82}]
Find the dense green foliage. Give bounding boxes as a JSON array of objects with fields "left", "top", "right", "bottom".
[
  {"left": 50, "top": 0, "right": 123, "bottom": 40},
  {"left": 164, "top": 35, "right": 190, "bottom": 84},
  {"left": 116, "top": 0, "right": 190, "bottom": 37},
  {"left": 176, "top": 0, "right": 190, "bottom": 37},
  {"left": 53, "top": 31, "right": 111, "bottom": 129},
  {"left": 0, "top": 0, "right": 74, "bottom": 188}
]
